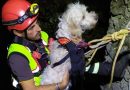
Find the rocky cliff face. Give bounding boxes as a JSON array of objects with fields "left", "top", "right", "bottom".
[
  {"left": 101, "top": 0, "right": 130, "bottom": 90},
  {"left": 108, "top": 0, "right": 130, "bottom": 33},
  {"left": 106, "top": 0, "right": 130, "bottom": 65}
]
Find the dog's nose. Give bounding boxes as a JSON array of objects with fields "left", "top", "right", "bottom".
[
  {"left": 95, "top": 15, "right": 98, "bottom": 21},
  {"left": 80, "top": 25, "right": 87, "bottom": 31}
]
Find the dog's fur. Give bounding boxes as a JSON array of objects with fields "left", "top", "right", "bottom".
[{"left": 40, "top": 2, "right": 98, "bottom": 88}]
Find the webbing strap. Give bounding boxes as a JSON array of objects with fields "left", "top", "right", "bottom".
[{"left": 51, "top": 54, "right": 70, "bottom": 68}]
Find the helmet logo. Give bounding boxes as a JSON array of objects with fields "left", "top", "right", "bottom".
[{"left": 30, "top": 3, "right": 39, "bottom": 15}]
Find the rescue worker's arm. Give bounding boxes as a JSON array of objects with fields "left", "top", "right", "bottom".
[
  {"left": 85, "top": 52, "right": 130, "bottom": 78},
  {"left": 20, "top": 70, "right": 69, "bottom": 90},
  {"left": 9, "top": 54, "right": 69, "bottom": 90}
]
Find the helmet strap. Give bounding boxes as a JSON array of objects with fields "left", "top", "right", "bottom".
[{"left": 24, "top": 30, "right": 29, "bottom": 40}]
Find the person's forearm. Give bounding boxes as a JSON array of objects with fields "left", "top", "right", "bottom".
[
  {"left": 85, "top": 56, "right": 129, "bottom": 78},
  {"left": 37, "top": 83, "right": 57, "bottom": 90},
  {"left": 20, "top": 79, "right": 66, "bottom": 90},
  {"left": 36, "top": 82, "right": 64, "bottom": 90}
]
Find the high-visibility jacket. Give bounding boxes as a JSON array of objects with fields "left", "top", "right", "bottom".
[{"left": 8, "top": 31, "right": 49, "bottom": 86}]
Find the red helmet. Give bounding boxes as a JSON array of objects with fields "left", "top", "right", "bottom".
[{"left": 2, "top": 0, "right": 39, "bottom": 31}]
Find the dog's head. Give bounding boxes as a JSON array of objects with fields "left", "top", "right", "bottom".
[
  {"left": 62, "top": 2, "right": 98, "bottom": 32},
  {"left": 56, "top": 2, "right": 98, "bottom": 42}
]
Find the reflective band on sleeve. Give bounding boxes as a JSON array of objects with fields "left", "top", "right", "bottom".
[
  {"left": 92, "top": 62, "right": 99, "bottom": 74},
  {"left": 85, "top": 65, "right": 90, "bottom": 72},
  {"left": 32, "top": 66, "right": 40, "bottom": 73},
  {"left": 42, "top": 40, "right": 47, "bottom": 45},
  {"left": 85, "top": 62, "right": 99, "bottom": 74},
  {"left": 12, "top": 77, "right": 18, "bottom": 87}
]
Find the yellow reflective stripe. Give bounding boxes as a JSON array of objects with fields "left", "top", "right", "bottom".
[
  {"left": 8, "top": 44, "right": 37, "bottom": 71},
  {"left": 41, "top": 31, "right": 48, "bottom": 44},
  {"left": 40, "top": 31, "right": 50, "bottom": 54},
  {"left": 25, "top": 47, "right": 42, "bottom": 73},
  {"left": 34, "top": 77, "right": 41, "bottom": 86}
]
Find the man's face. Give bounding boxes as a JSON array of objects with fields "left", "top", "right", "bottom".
[{"left": 26, "top": 20, "right": 41, "bottom": 41}]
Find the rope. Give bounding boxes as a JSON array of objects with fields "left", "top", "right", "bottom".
[
  {"left": 85, "top": 29, "right": 130, "bottom": 87},
  {"left": 85, "top": 45, "right": 105, "bottom": 66},
  {"left": 108, "top": 34, "right": 127, "bottom": 87},
  {"left": 88, "top": 29, "right": 129, "bottom": 48},
  {"left": 85, "top": 48, "right": 98, "bottom": 66}
]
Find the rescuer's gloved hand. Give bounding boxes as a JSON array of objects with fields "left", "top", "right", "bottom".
[{"left": 77, "top": 41, "right": 90, "bottom": 48}]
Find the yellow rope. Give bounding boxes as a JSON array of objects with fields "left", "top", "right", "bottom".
[
  {"left": 86, "top": 48, "right": 98, "bottom": 66},
  {"left": 88, "top": 29, "right": 129, "bottom": 46},
  {"left": 108, "top": 34, "right": 127, "bottom": 87},
  {"left": 85, "top": 29, "right": 130, "bottom": 87}
]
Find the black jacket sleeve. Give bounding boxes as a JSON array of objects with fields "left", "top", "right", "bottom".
[{"left": 65, "top": 41, "right": 85, "bottom": 76}]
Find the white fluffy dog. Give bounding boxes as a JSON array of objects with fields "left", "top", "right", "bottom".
[{"left": 41, "top": 2, "right": 98, "bottom": 89}]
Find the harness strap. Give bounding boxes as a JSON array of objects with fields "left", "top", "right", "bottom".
[{"left": 51, "top": 54, "right": 70, "bottom": 68}]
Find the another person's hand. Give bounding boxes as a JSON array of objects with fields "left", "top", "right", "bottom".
[{"left": 77, "top": 41, "right": 90, "bottom": 48}]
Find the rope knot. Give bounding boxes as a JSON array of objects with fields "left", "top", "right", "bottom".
[
  {"left": 111, "top": 29, "right": 129, "bottom": 41},
  {"left": 111, "top": 32, "right": 118, "bottom": 41}
]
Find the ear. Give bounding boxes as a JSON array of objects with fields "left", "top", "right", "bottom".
[{"left": 13, "top": 30, "right": 25, "bottom": 37}]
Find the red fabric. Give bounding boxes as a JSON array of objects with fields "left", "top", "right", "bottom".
[
  {"left": 32, "top": 51, "right": 42, "bottom": 70},
  {"left": 32, "top": 51, "right": 42, "bottom": 60},
  {"left": 58, "top": 37, "right": 70, "bottom": 45}
]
